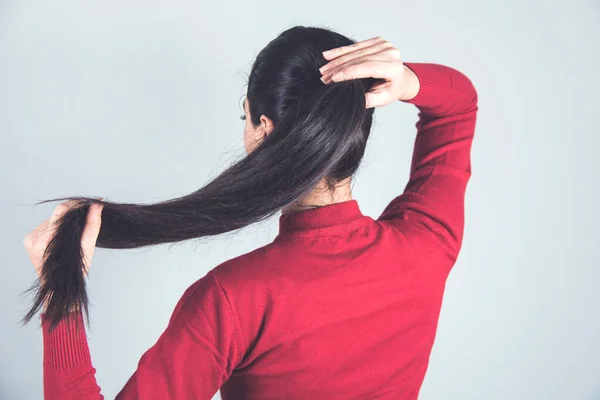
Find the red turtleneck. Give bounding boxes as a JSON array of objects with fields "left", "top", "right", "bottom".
[{"left": 41, "top": 62, "right": 478, "bottom": 399}]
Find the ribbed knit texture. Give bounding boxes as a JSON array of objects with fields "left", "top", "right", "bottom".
[
  {"left": 42, "top": 311, "right": 90, "bottom": 369},
  {"left": 276, "top": 197, "right": 368, "bottom": 238},
  {"left": 40, "top": 62, "right": 478, "bottom": 400}
]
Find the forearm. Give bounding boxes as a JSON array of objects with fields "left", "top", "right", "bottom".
[
  {"left": 41, "top": 311, "right": 103, "bottom": 399},
  {"left": 379, "top": 61, "right": 478, "bottom": 259},
  {"left": 399, "top": 62, "right": 478, "bottom": 178},
  {"left": 401, "top": 62, "right": 478, "bottom": 116}
]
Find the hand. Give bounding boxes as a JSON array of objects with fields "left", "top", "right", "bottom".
[
  {"left": 319, "top": 36, "right": 420, "bottom": 108},
  {"left": 23, "top": 200, "right": 104, "bottom": 285}
]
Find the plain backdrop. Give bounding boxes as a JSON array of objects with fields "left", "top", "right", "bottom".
[{"left": 1, "top": 1, "right": 599, "bottom": 399}]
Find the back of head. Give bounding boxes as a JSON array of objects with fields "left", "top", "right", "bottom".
[
  {"left": 246, "top": 26, "right": 376, "bottom": 185},
  {"left": 24, "top": 25, "right": 379, "bottom": 329}
]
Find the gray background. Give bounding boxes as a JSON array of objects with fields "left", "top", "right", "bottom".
[{"left": 1, "top": 1, "right": 599, "bottom": 399}]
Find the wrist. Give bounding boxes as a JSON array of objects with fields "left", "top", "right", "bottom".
[{"left": 398, "top": 64, "right": 420, "bottom": 101}]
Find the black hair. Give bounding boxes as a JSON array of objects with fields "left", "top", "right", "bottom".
[{"left": 23, "top": 25, "right": 378, "bottom": 330}]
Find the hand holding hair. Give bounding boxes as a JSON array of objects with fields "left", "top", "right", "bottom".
[
  {"left": 23, "top": 199, "right": 104, "bottom": 312},
  {"left": 319, "top": 36, "right": 420, "bottom": 108}
]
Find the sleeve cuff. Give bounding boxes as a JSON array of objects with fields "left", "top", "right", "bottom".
[
  {"left": 41, "top": 311, "right": 92, "bottom": 370},
  {"left": 402, "top": 62, "right": 446, "bottom": 107}
]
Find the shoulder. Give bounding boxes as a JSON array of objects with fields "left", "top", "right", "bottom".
[
  {"left": 201, "top": 243, "right": 280, "bottom": 354},
  {"left": 209, "top": 241, "right": 280, "bottom": 292}
]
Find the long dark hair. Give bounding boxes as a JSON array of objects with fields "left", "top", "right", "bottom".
[{"left": 23, "top": 25, "right": 378, "bottom": 330}]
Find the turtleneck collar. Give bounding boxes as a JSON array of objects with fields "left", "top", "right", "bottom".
[{"left": 275, "top": 199, "right": 371, "bottom": 239}]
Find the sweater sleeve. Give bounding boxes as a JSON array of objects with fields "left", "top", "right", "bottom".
[
  {"left": 41, "top": 311, "right": 104, "bottom": 400},
  {"left": 116, "top": 269, "right": 243, "bottom": 399},
  {"left": 377, "top": 62, "right": 478, "bottom": 266},
  {"left": 41, "top": 270, "right": 243, "bottom": 400}
]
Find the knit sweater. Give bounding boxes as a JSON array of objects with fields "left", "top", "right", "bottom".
[{"left": 40, "top": 62, "right": 478, "bottom": 399}]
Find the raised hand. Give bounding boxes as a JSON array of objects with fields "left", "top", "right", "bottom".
[{"left": 319, "top": 36, "right": 419, "bottom": 108}]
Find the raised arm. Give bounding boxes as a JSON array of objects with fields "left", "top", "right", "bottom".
[{"left": 377, "top": 62, "right": 478, "bottom": 264}]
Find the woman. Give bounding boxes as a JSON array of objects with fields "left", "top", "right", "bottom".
[{"left": 23, "top": 26, "right": 478, "bottom": 399}]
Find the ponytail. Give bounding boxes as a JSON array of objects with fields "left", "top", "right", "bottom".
[{"left": 23, "top": 75, "right": 373, "bottom": 330}]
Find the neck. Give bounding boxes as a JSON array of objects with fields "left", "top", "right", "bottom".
[{"left": 281, "top": 177, "right": 353, "bottom": 215}]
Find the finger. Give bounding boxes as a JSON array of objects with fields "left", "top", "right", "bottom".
[
  {"left": 23, "top": 219, "right": 48, "bottom": 251},
  {"left": 322, "top": 36, "right": 385, "bottom": 60},
  {"left": 370, "top": 79, "right": 388, "bottom": 90},
  {"left": 365, "top": 89, "right": 387, "bottom": 109},
  {"left": 34, "top": 219, "right": 53, "bottom": 243},
  {"left": 328, "top": 60, "right": 394, "bottom": 83},
  {"left": 81, "top": 203, "right": 103, "bottom": 255},
  {"left": 49, "top": 200, "right": 78, "bottom": 227},
  {"left": 321, "top": 50, "right": 398, "bottom": 83},
  {"left": 81, "top": 203, "right": 103, "bottom": 270},
  {"left": 320, "top": 41, "right": 392, "bottom": 74},
  {"left": 321, "top": 55, "right": 389, "bottom": 84}
]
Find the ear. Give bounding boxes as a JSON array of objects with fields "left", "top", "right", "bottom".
[{"left": 260, "top": 114, "right": 274, "bottom": 137}]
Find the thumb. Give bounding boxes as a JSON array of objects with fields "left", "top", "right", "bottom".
[
  {"left": 365, "top": 89, "right": 386, "bottom": 109},
  {"left": 81, "top": 201, "right": 104, "bottom": 272}
]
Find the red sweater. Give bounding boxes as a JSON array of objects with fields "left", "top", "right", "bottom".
[{"left": 41, "top": 62, "right": 478, "bottom": 399}]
